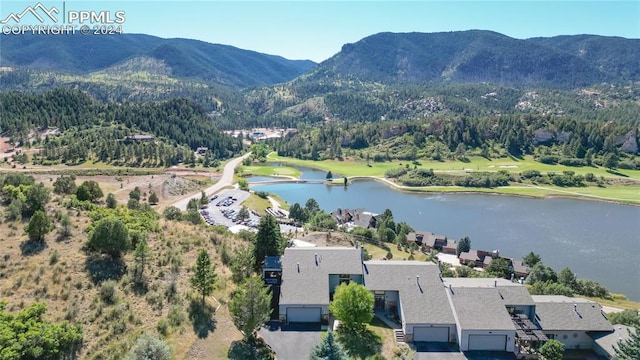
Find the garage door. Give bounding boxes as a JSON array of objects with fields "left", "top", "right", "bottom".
[
  {"left": 413, "top": 326, "right": 449, "bottom": 342},
  {"left": 468, "top": 334, "right": 506, "bottom": 351},
  {"left": 286, "top": 307, "right": 321, "bottom": 323}
]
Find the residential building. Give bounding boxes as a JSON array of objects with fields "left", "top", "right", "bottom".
[
  {"left": 270, "top": 246, "right": 622, "bottom": 358},
  {"left": 364, "top": 261, "right": 456, "bottom": 342},
  {"left": 278, "top": 247, "right": 364, "bottom": 323},
  {"left": 532, "top": 295, "right": 614, "bottom": 351},
  {"left": 406, "top": 231, "right": 449, "bottom": 252},
  {"left": 331, "top": 208, "right": 379, "bottom": 229}
]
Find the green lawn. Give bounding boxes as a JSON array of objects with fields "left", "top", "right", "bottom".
[
  {"left": 268, "top": 153, "right": 640, "bottom": 203},
  {"left": 269, "top": 153, "right": 640, "bottom": 180},
  {"left": 363, "top": 242, "right": 428, "bottom": 262},
  {"left": 241, "top": 193, "right": 271, "bottom": 214},
  {"left": 241, "top": 164, "right": 301, "bottom": 178}
]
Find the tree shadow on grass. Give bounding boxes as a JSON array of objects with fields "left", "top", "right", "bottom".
[
  {"left": 337, "top": 326, "right": 382, "bottom": 359},
  {"left": 606, "top": 169, "right": 628, "bottom": 177},
  {"left": 20, "top": 240, "right": 46, "bottom": 256},
  {"left": 188, "top": 298, "right": 217, "bottom": 338},
  {"left": 85, "top": 255, "right": 126, "bottom": 285}
]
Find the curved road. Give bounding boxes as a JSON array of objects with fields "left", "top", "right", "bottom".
[{"left": 171, "top": 153, "right": 251, "bottom": 211}]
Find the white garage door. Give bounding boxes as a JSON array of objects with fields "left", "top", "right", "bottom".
[
  {"left": 286, "top": 307, "right": 321, "bottom": 323},
  {"left": 413, "top": 326, "right": 449, "bottom": 342},
  {"left": 468, "top": 334, "right": 507, "bottom": 351}
]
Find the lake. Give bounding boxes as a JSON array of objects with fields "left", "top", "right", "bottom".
[{"left": 253, "top": 175, "right": 640, "bottom": 301}]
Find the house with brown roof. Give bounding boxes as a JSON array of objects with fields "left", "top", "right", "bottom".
[
  {"left": 330, "top": 208, "right": 379, "bottom": 229},
  {"left": 406, "top": 231, "right": 448, "bottom": 251},
  {"left": 458, "top": 249, "right": 498, "bottom": 267},
  {"left": 510, "top": 259, "right": 530, "bottom": 279}
]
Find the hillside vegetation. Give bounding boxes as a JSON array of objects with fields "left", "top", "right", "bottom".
[{"left": 0, "top": 33, "right": 316, "bottom": 88}]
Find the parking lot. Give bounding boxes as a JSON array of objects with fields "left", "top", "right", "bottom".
[{"left": 199, "top": 189, "right": 261, "bottom": 228}]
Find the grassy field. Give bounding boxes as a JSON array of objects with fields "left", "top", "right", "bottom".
[
  {"left": 269, "top": 153, "right": 640, "bottom": 180},
  {"left": 241, "top": 164, "right": 301, "bottom": 178},
  {"left": 583, "top": 295, "right": 640, "bottom": 311},
  {"left": 242, "top": 193, "right": 272, "bottom": 214},
  {"left": 268, "top": 153, "right": 640, "bottom": 203},
  {"left": 363, "top": 242, "right": 429, "bottom": 262}
]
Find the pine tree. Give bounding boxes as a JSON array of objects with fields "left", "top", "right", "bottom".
[
  {"left": 190, "top": 249, "right": 217, "bottom": 307},
  {"left": 309, "top": 331, "right": 348, "bottom": 360},
  {"left": 253, "top": 214, "right": 283, "bottom": 270},
  {"left": 228, "top": 276, "right": 272, "bottom": 341},
  {"left": 25, "top": 210, "right": 52, "bottom": 243},
  {"left": 614, "top": 327, "right": 640, "bottom": 360}
]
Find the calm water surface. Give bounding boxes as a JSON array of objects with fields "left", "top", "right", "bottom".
[{"left": 253, "top": 178, "right": 640, "bottom": 300}]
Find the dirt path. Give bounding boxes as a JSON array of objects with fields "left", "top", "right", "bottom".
[{"left": 171, "top": 153, "right": 250, "bottom": 211}]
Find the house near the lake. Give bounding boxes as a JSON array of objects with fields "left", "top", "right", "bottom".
[{"left": 265, "top": 245, "right": 628, "bottom": 358}]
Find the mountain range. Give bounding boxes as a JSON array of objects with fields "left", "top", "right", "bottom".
[
  {"left": 307, "top": 30, "right": 640, "bottom": 88},
  {"left": 0, "top": 33, "right": 316, "bottom": 88},
  {"left": 2, "top": 30, "right": 639, "bottom": 90}
]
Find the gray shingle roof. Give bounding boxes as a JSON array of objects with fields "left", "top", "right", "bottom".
[
  {"left": 590, "top": 325, "right": 634, "bottom": 356},
  {"left": 532, "top": 295, "right": 613, "bottom": 331},
  {"left": 443, "top": 278, "right": 534, "bottom": 306},
  {"left": 363, "top": 261, "right": 455, "bottom": 325},
  {"left": 447, "top": 287, "right": 517, "bottom": 330},
  {"left": 280, "top": 247, "right": 363, "bottom": 305}
]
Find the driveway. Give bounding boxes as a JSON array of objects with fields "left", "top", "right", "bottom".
[
  {"left": 413, "top": 343, "right": 516, "bottom": 360},
  {"left": 413, "top": 342, "right": 467, "bottom": 360},
  {"left": 258, "top": 322, "right": 321, "bottom": 360}
]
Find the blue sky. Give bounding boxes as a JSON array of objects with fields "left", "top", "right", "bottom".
[{"left": 2, "top": 1, "right": 639, "bottom": 62}]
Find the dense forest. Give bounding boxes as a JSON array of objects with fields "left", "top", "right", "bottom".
[
  {"left": 270, "top": 113, "right": 639, "bottom": 169},
  {"left": 0, "top": 89, "right": 243, "bottom": 165}
]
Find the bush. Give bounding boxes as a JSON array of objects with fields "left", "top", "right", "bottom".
[
  {"left": 255, "top": 191, "right": 269, "bottom": 199},
  {"left": 521, "top": 170, "right": 541, "bottom": 179},
  {"left": 125, "top": 333, "right": 172, "bottom": 360},
  {"left": 558, "top": 158, "right": 585, "bottom": 167},
  {"left": 100, "top": 280, "right": 118, "bottom": 304},
  {"left": 49, "top": 250, "right": 59, "bottom": 265},
  {"left": 618, "top": 160, "right": 639, "bottom": 170},
  {"left": 156, "top": 319, "right": 169, "bottom": 336},
  {"left": 168, "top": 305, "right": 186, "bottom": 328},
  {"left": 384, "top": 167, "right": 408, "bottom": 178},
  {"left": 163, "top": 206, "right": 182, "bottom": 221},
  {"left": 537, "top": 155, "right": 559, "bottom": 164},
  {"left": 182, "top": 210, "right": 202, "bottom": 225}
]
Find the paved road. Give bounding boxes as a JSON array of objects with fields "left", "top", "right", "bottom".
[{"left": 171, "top": 153, "right": 250, "bottom": 211}]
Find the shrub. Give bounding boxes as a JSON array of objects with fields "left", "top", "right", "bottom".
[
  {"left": 558, "top": 158, "right": 585, "bottom": 167},
  {"left": 125, "top": 333, "right": 172, "bottom": 360},
  {"left": 537, "top": 155, "right": 559, "bottom": 164},
  {"left": 255, "top": 191, "right": 269, "bottom": 199},
  {"left": 168, "top": 305, "right": 186, "bottom": 328},
  {"left": 163, "top": 206, "right": 182, "bottom": 221},
  {"left": 156, "top": 319, "right": 169, "bottom": 336},
  {"left": 49, "top": 250, "right": 59, "bottom": 265},
  {"left": 182, "top": 210, "right": 202, "bottom": 225},
  {"left": 384, "top": 167, "right": 408, "bottom": 178},
  {"left": 99, "top": 280, "right": 118, "bottom": 305}
]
